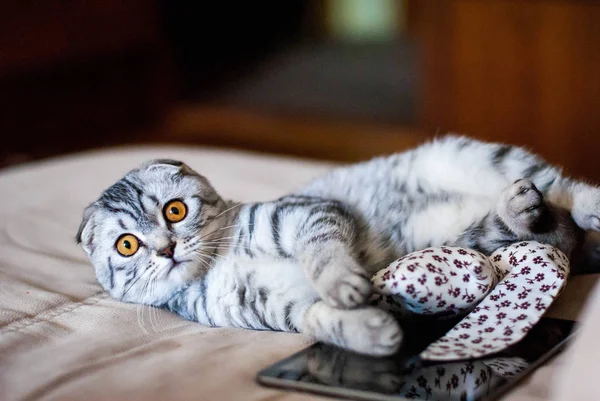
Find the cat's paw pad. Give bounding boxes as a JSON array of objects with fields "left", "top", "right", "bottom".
[
  {"left": 359, "top": 310, "right": 403, "bottom": 356},
  {"left": 499, "top": 179, "right": 547, "bottom": 233},
  {"left": 321, "top": 271, "right": 372, "bottom": 309}
]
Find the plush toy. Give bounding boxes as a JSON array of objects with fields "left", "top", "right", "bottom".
[{"left": 370, "top": 241, "right": 570, "bottom": 360}]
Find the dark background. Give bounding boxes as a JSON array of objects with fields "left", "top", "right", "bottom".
[{"left": 1, "top": 1, "right": 599, "bottom": 181}]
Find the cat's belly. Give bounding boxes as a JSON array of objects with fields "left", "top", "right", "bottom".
[
  {"left": 202, "top": 256, "right": 318, "bottom": 332},
  {"left": 403, "top": 196, "right": 495, "bottom": 252}
]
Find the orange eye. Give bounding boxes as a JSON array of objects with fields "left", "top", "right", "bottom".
[
  {"left": 164, "top": 200, "right": 187, "bottom": 223},
  {"left": 116, "top": 234, "right": 139, "bottom": 257}
]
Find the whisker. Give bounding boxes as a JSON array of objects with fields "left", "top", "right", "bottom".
[
  {"left": 202, "top": 234, "right": 250, "bottom": 243},
  {"left": 122, "top": 264, "right": 156, "bottom": 299},
  {"left": 197, "top": 223, "right": 245, "bottom": 241},
  {"left": 141, "top": 267, "right": 164, "bottom": 337},
  {"left": 202, "top": 238, "right": 254, "bottom": 250},
  {"left": 189, "top": 240, "right": 255, "bottom": 259},
  {"left": 181, "top": 234, "right": 254, "bottom": 264},
  {"left": 201, "top": 233, "right": 254, "bottom": 246},
  {"left": 136, "top": 304, "right": 150, "bottom": 336},
  {"left": 193, "top": 253, "right": 215, "bottom": 271},
  {"left": 136, "top": 276, "right": 154, "bottom": 335},
  {"left": 198, "top": 249, "right": 245, "bottom": 265},
  {"left": 148, "top": 278, "right": 161, "bottom": 335},
  {"left": 210, "top": 202, "right": 243, "bottom": 222}
]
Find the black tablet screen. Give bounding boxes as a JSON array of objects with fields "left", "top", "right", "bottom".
[{"left": 258, "top": 317, "right": 575, "bottom": 401}]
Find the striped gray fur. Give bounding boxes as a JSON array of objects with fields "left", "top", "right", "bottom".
[{"left": 77, "top": 136, "right": 600, "bottom": 356}]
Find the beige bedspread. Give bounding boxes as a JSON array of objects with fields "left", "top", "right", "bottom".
[{"left": 0, "top": 146, "right": 598, "bottom": 401}]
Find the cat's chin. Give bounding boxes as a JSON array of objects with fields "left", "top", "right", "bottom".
[
  {"left": 166, "top": 259, "right": 188, "bottom": 275},
  {"left": 178, "top": 260, "right": 207, "bottom": 282}
]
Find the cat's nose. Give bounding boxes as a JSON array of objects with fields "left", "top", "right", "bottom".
[{"left": 157, "top": 242, "right": 176, "bottom": 259}]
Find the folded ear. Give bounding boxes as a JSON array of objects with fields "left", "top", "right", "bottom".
[
  {"left": 141, "top": 159, "right": 184, "bottom": 169},
  {"left": 140, "top": 159, "right": 199, "bottom": 177},
  {"left": 75, "top": 203, "right": 99, "bottom": 254}
]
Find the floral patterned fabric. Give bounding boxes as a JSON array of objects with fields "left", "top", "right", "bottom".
[
  {"left": 371, "top": 241, "right": 570, "bottom": 361},
  {"left": 372, "top": 247, "right": 500, "bottom": 317}
]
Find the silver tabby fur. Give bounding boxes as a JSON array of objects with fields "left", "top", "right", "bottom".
[{"left": 77, "top": 136, "right": 600, "bottom": 356}]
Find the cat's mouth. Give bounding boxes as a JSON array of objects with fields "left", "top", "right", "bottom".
[{"left": 167, "top": 259, "right": 190, "bottom": 276}]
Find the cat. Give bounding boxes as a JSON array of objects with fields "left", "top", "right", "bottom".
[{"left": 76, "top": 135, "right": 600, "bottom": 356}]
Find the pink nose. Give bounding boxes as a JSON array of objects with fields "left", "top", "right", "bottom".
[{"left": 158, "top": 242, "right": 176, "bottom": 258}]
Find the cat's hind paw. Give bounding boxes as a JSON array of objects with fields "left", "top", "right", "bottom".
[
  {"left": 498, "top": 179, "right": 549, "bottom": 235},
  {"left": 304, "top": 303, "right": 403, "bottom": 357},
  {"left": 354, "top": 308, "right": 403, "bottom": 356}
]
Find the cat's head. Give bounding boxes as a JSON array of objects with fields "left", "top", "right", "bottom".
[{"left": 76, "top": 159, "right": 228, "bottom": 305}]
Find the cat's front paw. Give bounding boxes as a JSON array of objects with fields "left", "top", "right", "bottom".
[
  {"left": 317, "top": 266, "right": 372, "bottom": 309},
  {"left": 498, "top": 179, "right": 548, "bottom": 234}
]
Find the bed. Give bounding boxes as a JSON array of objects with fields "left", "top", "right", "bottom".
[{"left": 1, "top": 146, "right": 598, "bottom": 401}]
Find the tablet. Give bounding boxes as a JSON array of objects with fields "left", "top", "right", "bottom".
[{"left": 257, "top": 317, "right": 576, "bottom": 401}]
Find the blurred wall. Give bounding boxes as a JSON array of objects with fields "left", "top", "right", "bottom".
[
  {"left": 1, "top": 0, "right": 599, "bottom": 183},
  {"left": 0, "top": 1, "right": 170, "bottom": 164},
  {"left": 412, "top": 1, "right": 600, "bottom": 180}
]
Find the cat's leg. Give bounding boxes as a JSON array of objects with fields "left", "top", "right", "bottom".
[
  {"left": 295, "top": 202, "right": 373, "bottom": 309},
  {"left": 551, "top": 181, "right": 600, "bottom": 270},
  {"left": 453, "top": 179, "right": 583, "bottom": 256},
  {"left": 552, "top": 180, "right": 600, "bottom": 232},
  {"left": 298, "top": 239, "right": 372, "bottom": 310},
  {"left": 234, "top": 197, "right": 372, "bottom": 309},
  {"left": 413, "top": 136, "right": 562, "bottom": 197},
  {"left": 300, "top": 301, "right": 403, "bottom": 356},
  {"left": 574, "top": 231, "right": 600, "bottom": 273}
]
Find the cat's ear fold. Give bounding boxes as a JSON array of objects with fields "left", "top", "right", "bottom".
[
  {"left": 142, "top": 159, "right": 184, "bottom": 169},
  {"left": 141, "top": 159, "right": 198, "bottom": 177},
  {"left": 76, "top": 203, "right": 98, "bottom": 254}
]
